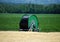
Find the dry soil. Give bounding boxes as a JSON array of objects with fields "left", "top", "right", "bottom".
[{"left": 0, "top": 31, "right": 60, "bottom": 42}]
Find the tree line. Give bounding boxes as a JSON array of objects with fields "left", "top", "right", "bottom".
[{"left": 0, "top": 3, "right": 60, "bottom": 14}]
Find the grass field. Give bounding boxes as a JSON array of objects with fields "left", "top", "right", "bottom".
[{"left": 0, "top": 13, "right": 60, "bottom": 32}]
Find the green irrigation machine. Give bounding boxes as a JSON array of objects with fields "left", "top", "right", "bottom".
[
  {"left": 19, "top": 14, "right": 39, "bottom": 32},
  {"left": 19, "top": 0, "right": 39, "bottom": 32}
]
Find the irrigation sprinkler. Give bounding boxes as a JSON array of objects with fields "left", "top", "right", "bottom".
[{"left": 19, "top": 14, "right": 39, "bottom": 32}]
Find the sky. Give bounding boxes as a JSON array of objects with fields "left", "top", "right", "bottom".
[{"left": 0, "top": 0, "right": 60, "bottom": 4}]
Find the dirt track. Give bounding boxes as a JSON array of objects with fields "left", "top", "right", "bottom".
[{"left": 0, "top": 31, "right": 60, "bottom": 42}]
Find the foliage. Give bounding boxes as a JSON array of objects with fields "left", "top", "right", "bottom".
[{"left": 0, "top": 3, "right": 60, "bottom": 13}]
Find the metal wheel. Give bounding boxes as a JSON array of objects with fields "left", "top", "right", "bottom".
[{"left": 19, "top": 14, "right": 39, "bottom": 32}]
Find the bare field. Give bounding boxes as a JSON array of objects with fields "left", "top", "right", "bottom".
[{"left": 0, "top": 31, "right": 60, "bottom": 42}]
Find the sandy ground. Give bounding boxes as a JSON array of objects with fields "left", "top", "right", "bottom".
[{"left": 0, "top": 31, "right": 60, "bottom": 42}]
